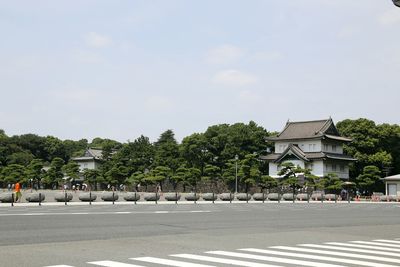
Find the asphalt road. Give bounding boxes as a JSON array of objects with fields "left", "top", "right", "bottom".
[{"left": 0, "top": 203, "right": 399, "bottom": 267}]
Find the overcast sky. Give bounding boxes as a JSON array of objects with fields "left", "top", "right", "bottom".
[{"left": 0, "top": 1, "right": 399, "bottom": 142}]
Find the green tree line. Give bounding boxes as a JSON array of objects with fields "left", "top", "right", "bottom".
[{"left": 0, "top": 118, "right": 399, "bottom": 195}]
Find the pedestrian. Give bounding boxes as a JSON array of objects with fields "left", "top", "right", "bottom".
[{"left": 14, "top": 181, "right": 22, "bottom": 203}]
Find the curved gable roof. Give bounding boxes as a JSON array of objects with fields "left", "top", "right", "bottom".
[
  {"left": 274, "top": 144, "right": 310, "bottom": 163},
  {"left": 266, "top": 118, "right": 350, "bottom": 141}
]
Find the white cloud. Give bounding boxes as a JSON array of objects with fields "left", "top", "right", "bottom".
[
  {"left": 378, "top": 9, "right": 400, "bottom": 26},
  {"left": 212, "top": 70, "right": 257, "bottom": 87},
  {"left": 84, "top": 32, "right": 113, "bottom": 48},
  {"left": 206, "top": 44, "right": 244, "bottom": 64}
]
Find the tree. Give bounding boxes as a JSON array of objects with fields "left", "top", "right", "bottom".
[
  {"left": 153, "top": 130, "right": 180, "bottom": 171},
  {"left": 259, "top": 175, "right": 278, "bottom": 193},
  {"left": 278, "top": 162, "right": 304, "bottom": 197},
  {"left": 25, "top": 159, "right": 44, "bottom": 189},
  {"left": 180, "top": 133, "right": 209, "bottom": 169},
  {"left": 222, "top": 159, "right": 237, "bottom": 191},
  {"left": 63, "top": 161, "right": 80, "bottom": 183},
  {"left": 356, "top": 165, "right": 383, "bottom": 195},
  {"left": 0, "top": 164, "right": 25, "bottom": 185},
  {"left": 43, "top": 157, "right": 65, "bottom": 189},
  {"left": 105, "top": 162, "right": 130, "bottom": 186},
  {"left": 170, "top": 166, "right": 188, "bottom": 191},
  {"left": 202, "top": 164, "right": 221, "bottom": 192},
  {"left": 238, "top": 153, "right": 261, "bottom": 193},
  {"left": 113, "top": 135, "right": 154, "bottom": 174},
  {"left": 337, "top": 118, "right": 394, "bottom": 177},
  {"left": 322, "top": 173, "right": 343, "bottom": 194},
  {"left": 126, "top": 171, "right": 145, "bottom": 191},
  {"left": 186, "top": 167, "right": 201, "bottom": 192},
  {"left": 83, "top": 169, "right": 102, "bottom": 190},
  {"left": 142, "top": 166, "right": 172, "bottom": 190},
  {"left": 7, "top": 151, "right": 34, "bottom": 166}
]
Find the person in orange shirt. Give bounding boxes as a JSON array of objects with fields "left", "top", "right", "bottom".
[{"left": 14, "top": 182, "right": 22, "bottom": 202}]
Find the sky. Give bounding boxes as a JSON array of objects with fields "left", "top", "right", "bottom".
[{"left": 0, "top": 0, "right": 399, "bottom": 142}]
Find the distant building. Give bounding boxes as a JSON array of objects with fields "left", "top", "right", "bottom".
[
  {"left": 262, "top": 118, "right": 356, "bottom": 179},
  {"left": 381, "top": 174, "right": 400, "bottom": 196},
  {"left": 72, "top": 148, "right": 104, "bottom": 171}
]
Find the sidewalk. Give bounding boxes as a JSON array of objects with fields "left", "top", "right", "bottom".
[{"left": 0, "top": 189, "right": 398, "bottom": 207}]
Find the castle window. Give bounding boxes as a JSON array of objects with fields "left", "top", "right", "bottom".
[
  {"left": 340, "top": 165, "right": 345, "bottom": 172},
  {"left": 332, "top": 145, "right": 337, "bottom": 152}
]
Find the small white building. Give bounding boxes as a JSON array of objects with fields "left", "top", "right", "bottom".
[
  {"left": 262, "top": 118, "right": 356, "bottom": 179},
  {"left": 72, "top": 148, "right": 104, "bottom": 171},
  {"left": 382, "top": 174, "right": 400, "bottom": 196}
]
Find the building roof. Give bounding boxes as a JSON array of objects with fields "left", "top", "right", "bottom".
[
  {"left": 381, "top": 174, "right": 400, "bottom": 181},
  {"left": 261, "top": 150, "right": 357, "bottom": 163},
  {"left": 72, "top": 148, "right": 104, "bottom": 162},
  {"left": 266, "top": 118, "right": 352, "bottom": 142},
  {"left": 84, "top": 148, "right": 104, "bottom": 159},
  {"left": 274, "top": 144, "right": 310, "bottom": 163}
]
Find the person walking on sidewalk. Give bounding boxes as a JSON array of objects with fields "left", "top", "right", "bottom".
[{"left": 14, "top": 181, "right": 22, "bottom": 202}]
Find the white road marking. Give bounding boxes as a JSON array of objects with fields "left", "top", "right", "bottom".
[
  {"left": 206, "top": 250, "right": 345, "bottom": 267},
  {"left": 326, "top": 242, "right": 400, "bottom": 252},
  {"left": 265, "top": 246, "right": 400, "bottom": 264},
  {"left": 300, "top": 244, "right": 400, "bottom": 258},
  {"left": 44, "top": 265, "right": 75, "bottom": 267},
  {"left": 375, "top": 239, "right": 400, "bottom": 244},
  {"left": 0, "top": 210, "right": 212, "bottom": 217},
  {"left": 351, "top": 240, "right": 400, "bottom": 248},
  {"left": 88, "top": 260, "right": 144, "bottom": 267},
  {"left": 131, "top": 257, "right": 216, "bottom": 267},
  {"left": 173, "top": 253, "right": 283, "bottom": 267},
  {"left": 239, "top": 248, "right": 399, "bottom": 267}
]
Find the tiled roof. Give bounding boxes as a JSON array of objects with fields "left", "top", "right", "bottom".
[
  {"left": 85, "top": 148, "right": 103, "bottom": 159},
  {"left": 266, "top": 118, "right": 351, "bottom": 142},
  {"left": 381, "top": 174, "right": 400, "bottom": 181},
  {"left": 261, "top": 151, "right": 356, "bottom": 162}
]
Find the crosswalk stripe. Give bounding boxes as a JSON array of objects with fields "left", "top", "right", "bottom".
[
  {"left": 131, "top": 257, "right": 216, "bottom": 267},
  {"left": 87, "top": 260, "right": 145, "bottom": 267},
  {"left": 300, "top": 244, "right": 400, "bottom": 258},
  {"left": 374, "top": 239, "right": 400, "bottom": 245},
  {"left": 172, "top": 253, "right": 283, "bottom": 267},
  {"left": 206, "top": 250, "right": 346, "bottom": 267},
  {"left": 326, "top": 242, "right": 400, "bottom": 252},
  {"left": 238, "top": 248, "right": 399, "bottom": 267},
  {"left": 265, "top": 246, "right": 400, "bottom": 264},
  {"left": 351, "top": 241, "right": 400, "bottom": 248}
]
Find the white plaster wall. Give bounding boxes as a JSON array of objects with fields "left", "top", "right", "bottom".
[
  {"left": 275, "top": 140, "right": 322, "bottom": 153},
  {"left": 269, "top": 160, "right": 305, "bottom": 177},
  {"left": 322, "top": 142, "right": 343, "bottom": 154},
  {"left": 323, "top": 162, "right": 350, "bottom": 179},
  {"left": 269, "top": 163, "right": 279, "bottom": 177},
  {"left": 78, "top": 161, "right": 96, "bottom": 171},
  {"left": 386, "top": 182, "right": 400, "bottom": 196},
  {"left": 311, "top": 161, "right": 324, "bottom": 177}
]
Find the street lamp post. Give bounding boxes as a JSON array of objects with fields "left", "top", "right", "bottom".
[{"left": 235, "top": 154, "right": 239, "bottom": 193}]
